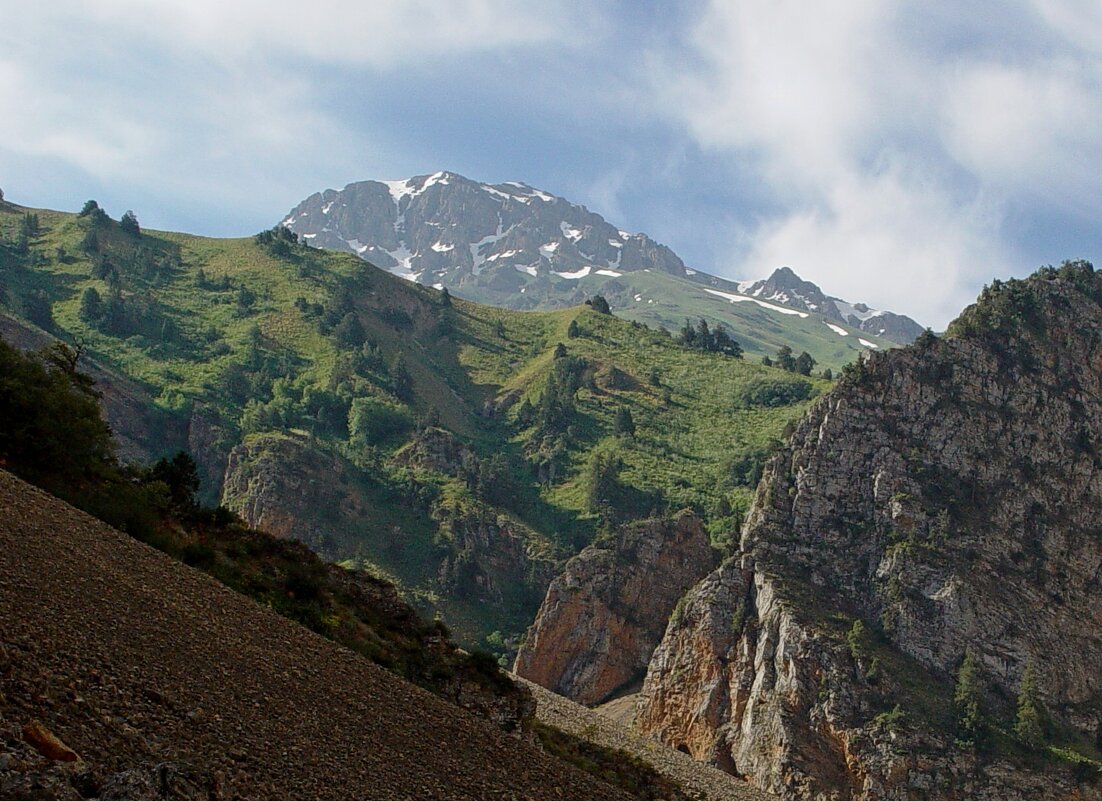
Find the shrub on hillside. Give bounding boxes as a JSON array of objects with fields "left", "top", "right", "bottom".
[{"left": 734, "top": 376, "right": 814, "bottom": 408}]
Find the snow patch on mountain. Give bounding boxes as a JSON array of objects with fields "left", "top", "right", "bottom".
[
  {"left": 560, "top": 222, "right": 583, "bottom": 241},
  {"left": 834, "top": 300, "right": 883, "bottom": 323},
  {"left": 470, "top": 221, "right": 509, "bottom": 275},
  {"left": 825, "top": 322, "right": 849, "bottom": 336},
  {"left": 704, "top": 288, "right": 810, "bottom": 318}
]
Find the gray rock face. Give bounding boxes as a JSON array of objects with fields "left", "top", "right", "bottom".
[
  {"left": 738, "top": 267, "right": 925, "bottom": 344},
  {"left": 514, "top": 512, "right": 717, "bottom": 706},
  {"left": 282, "top": 171, "right": 686, "bottom": 288},
  {"left": 283, "top": 174, "right": 924, "bottom": 344},
  {"left": 637, "top": 266, "right": 1102, "bottom": 799}
]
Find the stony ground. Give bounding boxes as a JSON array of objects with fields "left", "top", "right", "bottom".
[
  {"left": 517, "top": 679, "right": 773, "bottom": 801},
  {"left": 0, "top": 470, "right": 633, "bottom": 800}
]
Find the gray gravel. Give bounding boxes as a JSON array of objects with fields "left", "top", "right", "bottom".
[{"left": 516, "top": 678, "right": 774, "bottom": 801}]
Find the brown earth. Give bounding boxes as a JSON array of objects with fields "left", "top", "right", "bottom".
[
  {"left": 518, "top": 678, "right": 773, "bottom": 801},
  {"left": 0, "top": 470, "right": 634, "bottom": 800}
]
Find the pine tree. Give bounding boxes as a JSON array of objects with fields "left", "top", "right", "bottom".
[
  {"left": 696, "top": 318, "right": 712, "bottom": 349},
  {"left": 794, "top": 351, "right": 816, "bottom": 376},
  {"left": 567, "top": 319, "right": 580, "bottom": 338},
  {"left": 391, "top": 353, "right": 413, "bottom": 402},
  {"left": 23, "top": 290, "right": 53, "bottom": 331},
  {"left": 776, "top": 345, "right": 796, "bottom": 372},
  {"left": 679, "top": 318, "right": 696, "bottom": 347},
  {"left": 955, "top": 648, "right": 985, "bottom": 746},
  {"left": 1015, "top": 661, "right": 1046, "bottom": 747},
  {"left": 614, "top": 406, "right": 635, "bottom": 438},
  {"left": 587, "top": 295, "right": 611, "bottom": 314},
  {"left": 79, "top": 287, "right": 103, "bottom": 322},
  {"left": 119, "top": 210, "right": 141, "bottom": 236},
  {"left": 333, "top": 312, "right": 365, "bottom": 350}
]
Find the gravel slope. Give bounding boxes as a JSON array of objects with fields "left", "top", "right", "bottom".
[
  {"left": 518, "top": 679, "right": 774, "bottom": 801},
  {"left": 0, "top": 470, "right": 632, "bottom": 800}
]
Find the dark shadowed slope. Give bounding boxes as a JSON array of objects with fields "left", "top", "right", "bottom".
[{"left": 0, "top": 470, "right": 632, "bottom": 800}]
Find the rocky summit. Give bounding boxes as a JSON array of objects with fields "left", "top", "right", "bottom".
[
  {"left": 736, "top": 266, "right": 925, "bottom": 343},
  {"left": 282, "top": 170, "right": 687, "bottom": 288},
  {"left": 281, "top": 171, "right": 923, "bottom": 353},
  {"left": 636, "top": 262, "right": 1102, "bottom": 800}
]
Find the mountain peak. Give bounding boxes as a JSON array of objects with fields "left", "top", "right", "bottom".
[
  {"left": 282, "top": 173, "right": 925, "bottom": 346},
  {"left": 281, "top": 171, "right": 685, "bottom": 286},
  {"left": 737, "top": 266, "right": 924, "bottom": 344}
]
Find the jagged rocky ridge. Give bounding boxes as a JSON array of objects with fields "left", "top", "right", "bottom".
[
  {"left": 281, "top": 171, "right": 922, "bottom": 344},
  {"left": 282, "top": 171, "right": 686, "bottom": 287},
  {"left": 514, "top": 512, "right": 717, "bottom": 706},
  {"left": 737, "top": 266, "right": 925, "bottom": 343},
  {"left": 636, "top": 262, "right": 1102, "bottom": 799}
]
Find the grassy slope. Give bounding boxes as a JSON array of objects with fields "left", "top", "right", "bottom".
[
  {"left": 451, "top": 266, "right": 895, "bottom": 370},
  {"left": 0, "top": 200, "right": 822, "bottom": 646}
]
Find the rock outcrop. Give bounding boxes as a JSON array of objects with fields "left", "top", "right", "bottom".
[
  {"left": 637, "top": 263, "right": 1102, "bottom": 799},
  {"left": 222, "top": 431, "right": 557, "bottom": 640},
  {"left": 515, "top": 512, "right": 717, "bottom": 705},
  {"left": 221, "top": 432, "right": 353, "bottom": 555}
]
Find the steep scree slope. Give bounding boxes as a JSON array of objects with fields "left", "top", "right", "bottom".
[
  {"left": 636, "top": 263, "right": 1102, "bottom": 800},
  {"left": 0, "top": 470, "right": 634, "bottom": 800}
]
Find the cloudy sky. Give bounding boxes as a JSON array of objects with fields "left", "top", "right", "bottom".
[{"left": 3, "top": 1, "right": 1100, "bottom": 327}]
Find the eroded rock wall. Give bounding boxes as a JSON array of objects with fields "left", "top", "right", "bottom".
[{"left": 515, "top": 512, "right": 717, "bottom": 705}]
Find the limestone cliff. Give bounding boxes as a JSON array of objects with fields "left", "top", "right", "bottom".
[
  {"left": 515, "top": 512, "right": 717, "bottom": 705},
  {"left": 637, "top": 263, "right": 1102, "bottom": 799}
]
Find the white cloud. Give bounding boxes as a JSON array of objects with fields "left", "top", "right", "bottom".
[
  {"left": 80, "top": 0, "right": 581, "bottom": 68},
  {"left": 658, "top": 1, "right": 895, "bottom": 187},
  {"left": 1030, "top": 0, "right": 1102, "bottom": 53},
  {"left": 941, "top": 59, "right": 1102, "bottom": 217},
  {"left": 0, "top": 59, "right": 160, "bottom": 177},
  {"left": 0, "top": 0, "right": 586, "bottom": 229},
  {"left": 644, "top": 0, "right": 1102, "bottom": 326},
  {"left": 740, "top": 162, "right": 1006, "bottom": 327}
]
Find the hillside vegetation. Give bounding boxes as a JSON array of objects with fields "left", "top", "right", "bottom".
[{"left": 0, "top": 197, "right": 823, "bottom": 649}]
